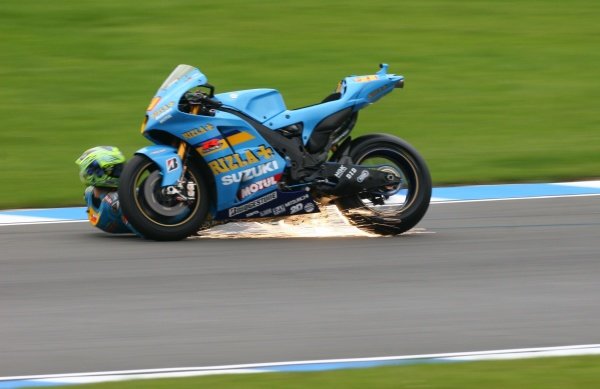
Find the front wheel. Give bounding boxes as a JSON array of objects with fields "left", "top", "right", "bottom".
[
  {"left": 335, "top": 134, "right": 432, "bottom": 235},
  {"left": 118, "top": 155, "right": 209, "bottom": 241}
]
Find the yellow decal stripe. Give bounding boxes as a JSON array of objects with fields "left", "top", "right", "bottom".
[
  {"left": 226, "top": 131, "right": 254, "bottom": 146},
  {"left": 146, "top": 97, "right": 160, "bottom": 111}
]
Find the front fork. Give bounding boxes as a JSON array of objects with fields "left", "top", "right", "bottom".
[
  {"left": 162, "top": 141, "right": 196, "bottom": 202},
  {"left": 160, "top": 105, "right": 201, "bottom": 201},
  {"left": 135, "top": 101, "right": 209, "bottom": 208}
]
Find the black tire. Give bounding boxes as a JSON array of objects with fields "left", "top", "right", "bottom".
[
  {"left": 335, "top": 134, "right": 431, "bottom": 235},
  {"left": 118, "top": 155, "right": 209, "bottom": 241}
]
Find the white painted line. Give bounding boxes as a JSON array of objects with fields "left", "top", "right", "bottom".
[
  {"left": 38, "top": 369, "right": 264, "bottom": 384},
  {"left": 431, "top": 193, "right": 600, "bottom": 204},
  {"left": 552, "top": 180, "right": 600, "bottom": 188},
  {"left": 0, "top": 220, "right": 88, "bottom": 227},
  {"left": 0, "top": 215, "right": 58, "bottom": 224},
  {"left": 2, "top": 344, "right": 599, "bottom": 386}
]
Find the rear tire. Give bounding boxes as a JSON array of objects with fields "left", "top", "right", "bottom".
[
  {"left": 118, "top": 155, "right": 209, "bottom": 241},
  {"left": 335, "top": 134, "right": 431, "bottom": 235}
]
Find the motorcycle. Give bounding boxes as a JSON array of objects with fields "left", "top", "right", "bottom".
[{"left": 118, "top": 63, "right": 432, "bottom": 241}]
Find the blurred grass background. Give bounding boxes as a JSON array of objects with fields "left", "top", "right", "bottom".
[{"left": 1, "top": 0, "right": 599, "bottom": 208}]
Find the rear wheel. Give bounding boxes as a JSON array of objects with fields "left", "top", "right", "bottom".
[
  {"left": 118, "top": 155, "right": 209, "bottom": 241},
  {"left": 335, "top": 134, "right": 431, "bottom": 235}
]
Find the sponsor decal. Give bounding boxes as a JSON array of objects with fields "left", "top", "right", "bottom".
[
  {"left": 103, "top": 192, "right": 120, "bottom": 212},
  {"left": 285, "top": 193, "right": 310, "bottom": 207},
  {"left": 238, "top": 174, "right": 281, "bottom": 200},
  {"left": 214, "top": 190, "right": 318, "bottom": 220},
  {"left": 290, "top": 203, "right": 303, "bottom": 214},
  {"left": 345, "top": 167, "right": 357, "bottom": 180},
  {"left": 158, "top": 114, "right": 172, "bottom": 124},
  {"left": 304, "top": 202, "right": 316, "bottom": 213},
  {"left": 150, "top": 101, "right": 175, "bottom": 121},
  {"left": 209, "top": 151, "right": 259, "bottom": 175},
  {"left": 228, "top": 191, "right": 278, "bottom": 217},
  {"left": 272, "top": 205, "right": 286, "bottom": 215},
  {"left": 368, "top": 85, "right": 391, "bottom": 99},
  {"left": 354, "top": 75, "right": 379, "bottom": 83},
  {"left": 221, "top": 160, "right": 279, "bottom": 185},
  {"left": 356, "top": 169, "right": 370, "bottom": 183},
  {"left": 103, "top": 194, "right": 114, "bottom": 205},
  {"left": 197, "top": 137, "right": 226, "bottom": 156},
  {"left": 259, "top": 208, "right": 273, "bottom": 217},
  {"left": 186, "top": 181, "right": 196, "bottom": 198},
  {"left": 183, "top": 124, "right": 215, "bottom": 139},
  {"left": 209, "top": 145, "right": 275, "bottom": 176},
  {"left": 166, "top": 157, "right": 179, "bottom": 172},
  {"left": 202, "top": 138, "right": 222, "bottom": 152},
  {"left": 334, "top": 165, "right": 347, "bottom": 179},
  {"left": 254, "top": 144, "right": 274, "bottom": 159}
]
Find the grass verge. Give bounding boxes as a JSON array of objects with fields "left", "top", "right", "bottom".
[
  {"left": 1, "top": 0, "right": 599, "bottom": 208},
  {"left": 45, "top": 355, "right": 600, "bottom": 388}
]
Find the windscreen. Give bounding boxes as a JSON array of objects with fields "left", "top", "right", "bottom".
[{"left": 159, "top": 64, "right": 196, "bottom": 91}]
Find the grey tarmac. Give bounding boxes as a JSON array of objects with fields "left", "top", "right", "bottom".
[{"left": 1, "top": 196, "right": 599, "bottom": 376}]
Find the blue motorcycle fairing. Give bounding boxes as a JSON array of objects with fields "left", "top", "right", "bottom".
[
  {"left": 264, "top": 69, "right": 404, "bottom": 145},
  {"left": 143, "top": 100, "right": 290, "bottom": 212},
  {"left": 139, "top": 109, "right": 289, "bottom": 212},
  {"left": 145, "top": 108, "right": 257, "bottom": 149},
  {"left": 134, "top": 145, "right": 183, "bottom": 187},
  {"left": 215, "top": 89, "right": 286, "bottom": 123},
  {"left": 346, "top": 73, "right": 404, "bottom": 107},
  {"left": 204, "top": 140, "right": 288, "bottom": 211},
  {"left": 136, "top": 63, "right": 404, "bottom": 220},
  {"left": 267, "top": 99, "right": 351, "bottom": 144}
]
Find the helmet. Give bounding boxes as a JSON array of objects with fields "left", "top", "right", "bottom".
[{"left": 76, "top": 146, "right": 125, "bottom": 188}]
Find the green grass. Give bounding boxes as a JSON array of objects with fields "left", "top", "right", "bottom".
[
  {"left": 1, "top": 0, "right": 599, "bottom": 208},
  {"left": 47, "top": 355, "right": 600, "bottom": 388}
]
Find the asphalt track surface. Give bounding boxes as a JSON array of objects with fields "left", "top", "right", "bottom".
[{"left": 1, "top": 196, "right": 599, "bottom": 376}]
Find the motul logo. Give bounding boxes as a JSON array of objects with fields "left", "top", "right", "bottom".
[{"left": 239, "top": 175, "right": 279, "bottom": 199}]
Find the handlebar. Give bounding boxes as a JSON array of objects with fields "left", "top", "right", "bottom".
[
  {"left": 186, "top": 91, "right": 222, "bottom": 108},
  {"left": 201, "top": 94, "right": 223, "bottom": 108}
]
